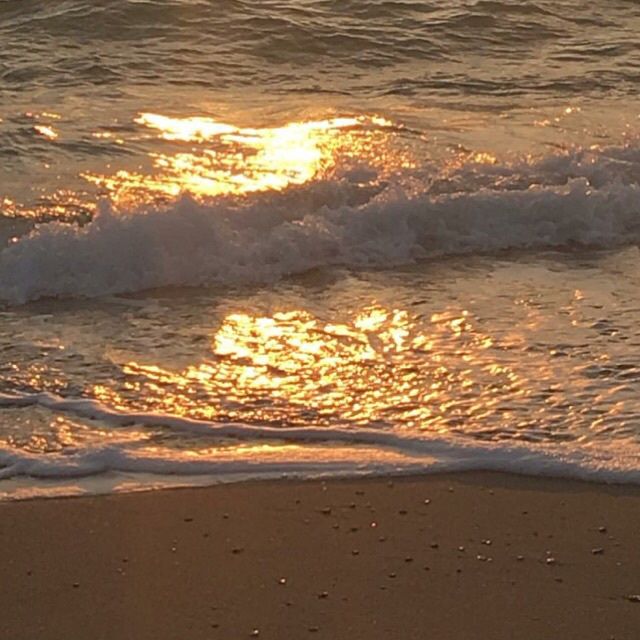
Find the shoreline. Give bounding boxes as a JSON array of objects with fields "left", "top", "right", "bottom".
[
  {"left": 4, "top": 461, "right": 640, "bottom": 504},
  {"left": 2, "top": 471, "right": 639, "bottom": 639}
]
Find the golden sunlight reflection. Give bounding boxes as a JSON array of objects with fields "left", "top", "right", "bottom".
[
  {"left": 1, "top": 412, "right": 146, "bottom": 455},
  {"left": 84, "top": 113, "right": 410, "bottom": 204},
  {"left": 92, "top": 305, "right": 524, "bottom": 434},
  {"left": 33, "top": 124, "right": 58, "bottom": 140},
  {"left": 1, "top": 190, "right": 94, "bottom": 221}
]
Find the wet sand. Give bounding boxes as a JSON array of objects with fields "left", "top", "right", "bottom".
[{"left": 1, "top": 472, "right": 639, "bottom": 640}]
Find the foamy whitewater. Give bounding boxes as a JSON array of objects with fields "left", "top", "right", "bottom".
[{"left": 1, "top": 0, "right": 640, "bottom": 498}]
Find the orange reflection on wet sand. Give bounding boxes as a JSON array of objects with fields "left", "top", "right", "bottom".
[{"left": 84, "top": 113, "right": 406, "bottom": 204}]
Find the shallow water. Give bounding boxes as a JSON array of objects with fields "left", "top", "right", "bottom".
[{"left": 1, "top": 0, "right": 639, "bottom": 497}]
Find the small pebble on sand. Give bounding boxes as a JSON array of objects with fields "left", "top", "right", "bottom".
[{"left": 592, "top": 547, "right": 605, "bottom": 555}]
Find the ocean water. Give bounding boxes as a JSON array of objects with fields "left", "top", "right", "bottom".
[{"left": 1, "top": 0, "right": 640, "bottom": 498}]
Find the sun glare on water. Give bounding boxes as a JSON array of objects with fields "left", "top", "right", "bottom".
[
  {"left": 84, "top": 112, "right": 403, "bottom": 204},
  {"left": 91, "top": 304, "right": 509, "bottom": 435}
]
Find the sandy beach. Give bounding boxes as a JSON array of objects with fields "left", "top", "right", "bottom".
[
  {"left": 1, "top": 472, "right": 639, "bottom": 639},
  {"left": 4, "top": 0, "right": 640, "bottom": 638}
]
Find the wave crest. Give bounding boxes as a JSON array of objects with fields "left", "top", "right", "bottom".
[{"left": 1, "top": 144, "right": 640, "bottom": 303}]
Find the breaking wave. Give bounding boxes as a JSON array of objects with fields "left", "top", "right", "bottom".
[{"left": 1, "top": 143, "right": 640, "bottom": 304}]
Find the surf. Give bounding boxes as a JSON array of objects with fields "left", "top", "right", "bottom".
[{"left": 2, "top": 140, "right": 640, "bottom": 304}]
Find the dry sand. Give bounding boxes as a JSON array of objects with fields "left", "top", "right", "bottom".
[{"left": 1, "top": 472, "right": 639, "bottom": 640}]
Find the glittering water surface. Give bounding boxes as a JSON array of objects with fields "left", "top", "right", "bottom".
[
  {"left": 2, "top": 0, "right": 639, "bottom": 218},
  {"left": 1, "top": 0, "right": 640, "bottom": 496}
]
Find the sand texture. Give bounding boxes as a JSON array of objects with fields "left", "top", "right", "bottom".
[{"left": 1, "top": 472, "right": 639, "bottom": 639}]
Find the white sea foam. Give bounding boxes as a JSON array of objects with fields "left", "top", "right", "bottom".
[
  {"left": 1, "top": 391, "right": 638, "bottom": 486},
  {"left": 1, "top": 143, "right": 640, "bottom": 303}
]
